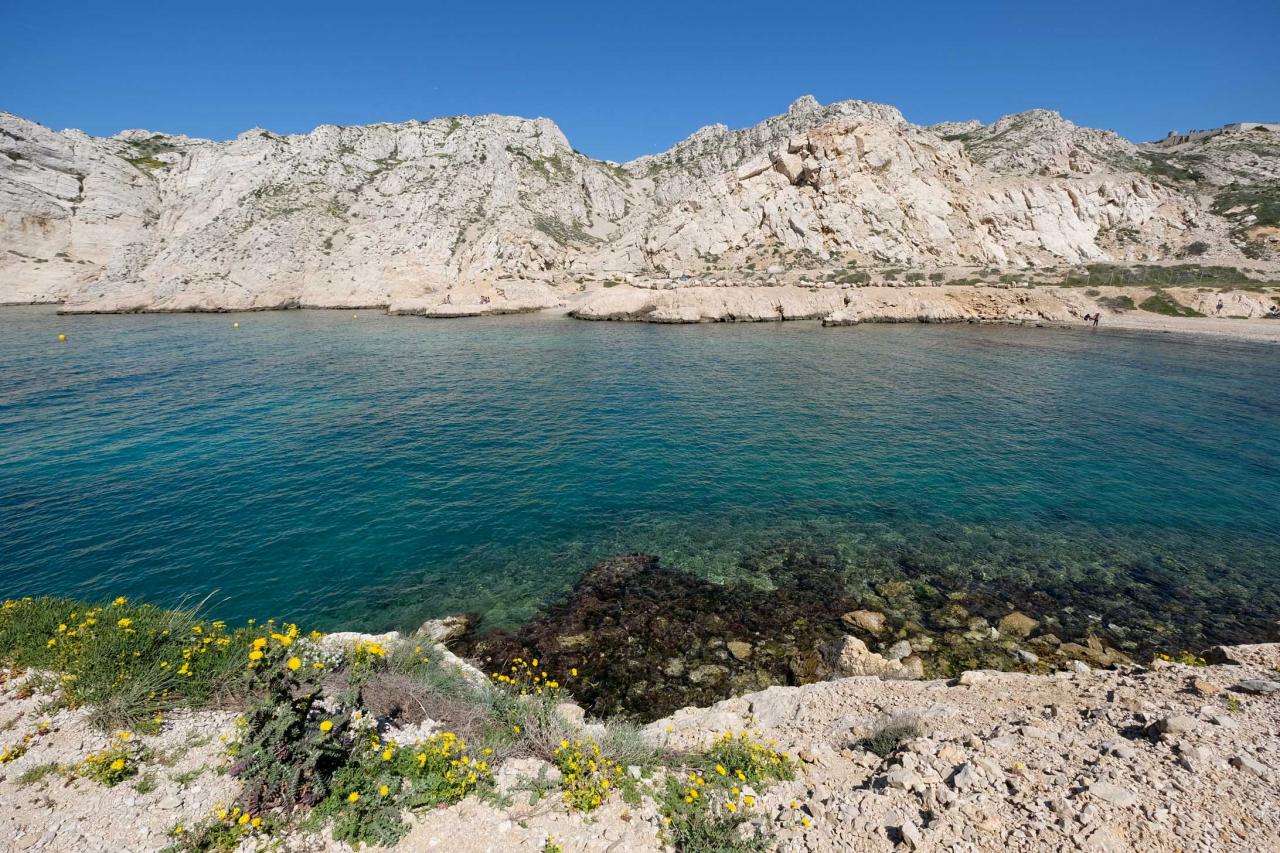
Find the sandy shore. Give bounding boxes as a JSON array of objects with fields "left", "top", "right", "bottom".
[{"left": 1091, "top": 312, "right": 1280, "bottom": 343}]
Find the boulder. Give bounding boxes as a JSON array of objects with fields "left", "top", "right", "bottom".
[
  {"left": 1087, "top": 782, "right": 1138, "bottom": 807},
  {"left": 1233, "top": 679, "right": 1280, "bottom": 695},
  {"left": 825, "top": 636, "right": 920, "bottom": 680},
  {"left": 1155, "top": 715, "right": 1199, "bottom": 736},
  {"left": 416, "top": 614, "right": 471, "bottom": 644},
  {"left": 770, "top": 151, "right": 805, "bottom": 183}
]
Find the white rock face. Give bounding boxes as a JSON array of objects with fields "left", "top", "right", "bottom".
[{"left": 1, "top": 97, "right": 1274, "bottom": 312}]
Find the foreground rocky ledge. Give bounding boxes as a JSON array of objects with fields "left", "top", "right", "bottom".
[{"left": 2, "top": 640, "right": 1277, "bottom": 852}]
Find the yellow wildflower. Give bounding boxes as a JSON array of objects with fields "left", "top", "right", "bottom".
[
  {"left": 347, "top": 791, "right": 360, "bottom": 803},
  {"left": 112, "top": 596, "right": 127, "bottom": 606},
  {"left": 117, "top": 617, "right": 133, "bottom": 628},
  {"left": 286, "top": 657, "right": 301, "bottom": 671},
  {"left": 319, "top": 720, "right": 333, "bottom": 732},
  {"left": 379, "top": 784, "right": 390, "bottom": 797}
]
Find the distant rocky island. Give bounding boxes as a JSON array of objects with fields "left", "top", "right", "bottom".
[{"left": 2, "top": 96, "right": 1278, "bottom": 324}]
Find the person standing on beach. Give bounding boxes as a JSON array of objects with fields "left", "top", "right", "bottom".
[
  {"left": 1092, "top": 312, "right": 1100, "bottom": 328},
  {"left": 1217, "top": 298, "right": 1225, "bottom": 315}
]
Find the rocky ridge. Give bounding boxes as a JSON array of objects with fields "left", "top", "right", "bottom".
[{"left": 3, "top": 97, "right": 1278, "bottom": 315}]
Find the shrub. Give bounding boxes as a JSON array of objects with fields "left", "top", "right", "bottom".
[
  {"left": 858, "top": 714, "right": 923, "bottom": 758},
  {"left": 1139, "top": 290, "right": 1204, "bottom": 317},
  {"left": 77, "top": 731, "right": 144, "bottom": 786},
  {"left": 553, "top": 737, "right": 623, "bottom": 812},
  {"left": 1097, "top": 295, "right": 1136, "bottom": 312},
  {"left": 309, "top": 732, "right": 491, "bottom": 848},
  {"left": 657, "top": 773, "right": 769, "bottom": 853},
  {"left": 226, "top": 677, "right": 351, "bottom": 813},
  {"left": 164, "top": 804, "right": 274, "bottom": 853},
  {"left": 654, "top": 730, "right": 794, "bottom": 851},
  {"left": 693, "top": 731, "right": 794, "bottom": 785}
]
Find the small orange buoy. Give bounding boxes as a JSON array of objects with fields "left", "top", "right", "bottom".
[{"left": 57, "top": 334, "right": 66, "bottom": 342}]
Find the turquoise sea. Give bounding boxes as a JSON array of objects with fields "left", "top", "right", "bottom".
[{"left": 2, "top": 307, "right": 1278, "bottom": 644}]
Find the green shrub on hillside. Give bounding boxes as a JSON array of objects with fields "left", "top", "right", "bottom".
[{"left": 1139, "top": 290, "right": 1203, "bottom": 317}]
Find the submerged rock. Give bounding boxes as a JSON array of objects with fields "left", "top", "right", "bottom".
[
  {"left": 998, "top": 611, "right": 1039, "bottom": 638},
  {"left": 842, "top": 610, "right": 889, "bottom": 635}
]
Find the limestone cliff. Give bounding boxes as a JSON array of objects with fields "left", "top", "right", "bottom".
[{"left": 2, "top": 97, "right": 1276, "bottom": 312}]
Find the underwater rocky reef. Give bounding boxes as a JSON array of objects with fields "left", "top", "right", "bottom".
[{"left": 459, "top": 529, "right": 1280, "bottom": 721}]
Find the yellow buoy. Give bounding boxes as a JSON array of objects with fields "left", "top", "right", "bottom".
[
  {"left": 233, "top": 322, "right": 240, "bottom": 328},
  {"left": 57, "top": 333, "right": 66, "bottom": 342}
]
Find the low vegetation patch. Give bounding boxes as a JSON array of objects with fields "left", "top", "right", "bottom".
[
  {"left": 1061, "top": 263, "right": 1255, "bottom": 288},
  {"left": 1139, "top": 290, "right": 1204, "bottom": 317},
  {"left": 1096, "top": 294, "right": 1136, "bottom": 312},
  {"left": 0, "top": 596, "right": 245, "bottom": 729},
  {"left": 859, "top": 714, "right": 923, "bottom": 758},
  {"left": 0, "top": 593, "right": 696, "bottom": 851},
  {"left": 656, "top": 731, "right": 795, "bottom": 852}
]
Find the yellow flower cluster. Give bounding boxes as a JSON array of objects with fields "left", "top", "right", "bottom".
[
  {"left": 0, "top": 735, "right": 32, "bottom": 764},
  {"left": 489, "top": 656, "right": 571, "bottom": 697},
  {"left": 246, "top": 621, "right": 304, "bottom": 670},
  {"left": 212, "top": 802, "right": 266, "bottom": 831},
  {"left": 552, "top": 737, "right": 623, "bottom": 812},
  {"left": 77, "top": 732, "right": 138, "bottom": 786},
  {"left": 703, "top": 730, "right": 792, "bottom": 783},
  {"left": 1158, "top": 651, "right": 1208, "bottom": 667}
]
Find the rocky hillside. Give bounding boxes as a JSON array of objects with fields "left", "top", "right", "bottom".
[{"left": 2, "top": 97, "right": 1277, "bottom": 313}]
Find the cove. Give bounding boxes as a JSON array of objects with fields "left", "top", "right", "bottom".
[{"left": 1, "top": 306, "right": 1278, "bottom": 649}]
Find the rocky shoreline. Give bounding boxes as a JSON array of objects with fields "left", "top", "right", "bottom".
[
  {"left": 456, "top": 550, "right": 1280, "bottom": 723},
  {"left": 2, "top": 625, "right": 1277, "bottom": 852},
  {"left": 11, "top": 281, "right": 1278, "bottom": 345},
  {"left": 2, "top": 553, "right": 1278, "bottom": 852}
]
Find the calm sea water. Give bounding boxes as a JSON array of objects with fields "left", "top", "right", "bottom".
[{"left": 2, "top": 307, "right": 1278, "bottom": 638}]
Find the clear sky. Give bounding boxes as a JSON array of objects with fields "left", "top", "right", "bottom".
[{"left": 3, "top": 0, "right": 1277, "bottom": 162}]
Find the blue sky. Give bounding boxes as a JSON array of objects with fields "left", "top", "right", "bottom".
[{"left": 3, "top": 0, "right": 1277, "bottom": 162}]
